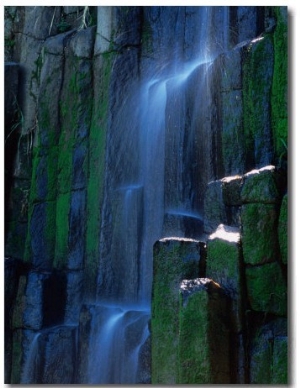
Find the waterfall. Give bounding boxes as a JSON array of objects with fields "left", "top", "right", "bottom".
[{"left": 88, "top": 7, "right": 228, "bottom": 383}]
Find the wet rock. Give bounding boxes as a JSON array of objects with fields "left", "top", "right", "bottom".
[
  {"left": 246, "top": 262, "right": 287, "bottom": 315},
  {"left": 243, "top": 35, "right": 274, "bottom": 168},
  {"left": 64, "top": 271, "right": 84, "bottom": 324},
  {"left": 178, "top": 278, "right": 231, "bottom": 383},
  {"left": 221, "top": 89, "right": 245, "bottom": 175},
  {"left": 204, "top": 180, "right": 227, "bottom": 233},
  {"left": 137, "top": 333, "right": 151, "bottom": 384},
  {"left": 41, "top": 325, "right": 77, "bottom": 383},
  {"left": 206, "top": 224, "right": 246, "bottom": 382},
  {"left": 249, "top": 317, "right": 287, "bottom": 384},
  {"left": 241, "top": 203, "right": 279, "bottom": 265},
  {"left": 29, "top": 202, "right": 56, "bottom": 270},
  {"left": 70, "top": 26, "right": 96, "bottom": 58},
  {"left": 152, "top": 238, "right": 201, "bottom": 384},
  {"left": 67, "top": 189, "right": 86, "bottom": 270},
  {"left": 206, "top": 224, "right": 242, "bottom": 310}
]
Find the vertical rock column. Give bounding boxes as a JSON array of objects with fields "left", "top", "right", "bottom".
[
  {"left": 151, "top": 238, "right": 203, "bottom": 384},
  {"left": 178, "top": 278, "right": 231, "bottom": 384},
  {"left": 206, "top": 224, "right": 246, "bottom": 383}
]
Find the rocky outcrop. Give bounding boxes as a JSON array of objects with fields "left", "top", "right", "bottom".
[
  {"left": 151, "top": 238, "right": 204, "bottom": 384},
  {"left": 152, "top": 164, "right": 287, "bottom": 384},
  {"left": 5, "top": 6, "right": 287, "bottom": 384}
]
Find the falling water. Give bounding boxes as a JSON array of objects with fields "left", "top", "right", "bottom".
[
  {"left": 87, "top": 6, "right": 231, "bottom": 383},
  {"left": 21, "top": 333, "right": 41, "bottom": 384}
]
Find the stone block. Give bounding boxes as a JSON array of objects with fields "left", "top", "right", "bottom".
[
  {"left": 221, "top": 175, "right": 243, "bottom": 206},
  {"left": 246, "top": 262, "right": 287, "bottom": 315},
  {"left": 22, "top": 272, "right": 49, "bottom": 330},
  {"left": 178, "top": 278, "right": 230, "bottom": 384},
  {"left": 70, "top": 26, "right": 96, "bottom": 58},
  {"left": 29, "top": 201, "right": 56, "bottom": 270},
  {"left": 278, "top": 194, "right": 288, "bottom": 264},
  {"left": 151, "top": 238, "right": 201, "bottom": 384},
  {"left": 249, "top": 317, "right": 287, "bottom": 384},
  {"left": 206, "top": 224, "right": 245, "bottom": 382},
  {"left": 64, "top": 271, "right": 84, "bottom": 325},
  {"left": 206, "top": 224, "right": 243, "bottom": 326},
  {"left": 41, "top": 325, "right": 77, "bottom": 383},
  {"left": 241, "top": 203, "right": 279, "bottom": 265},
  {"left": 241, "top": 165, "right": 284, "bottom": 204}
]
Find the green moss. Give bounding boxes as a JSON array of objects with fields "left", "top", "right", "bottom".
[
  {"left": 84, "top": 53, "right": 113, "bottom": 298},
  {"left": 250, "top": 327, "right": 273, "bottom": 383},
  {"left": 242, "top": 34, "right": 274, "bottom": 166},
  {"left": 271, "top": 7, "right": 288, "bottom": 161},
  {"left": 246, "top": 262, "right": 287, "bottom": 315},
  {"left": 241, "top": 169, "right": 281, "bottom": 204},
  {"left": 151, "top": 239, "right": 200, "bottom": 384},
  {"left": 207, "top": 238, "right": 241, "bottom": 283},
  {"left": 241, "top": 203, "right": 279, "bottom": 265},
  {"left": 178, "top": 291, "right": 211, "bottom": 383},
  {"left": 278, "top": 194, "right": 287, "bottom": 264},
  {"left": 54, "top": 193, "right": 71, "bottom": 268},
  {"left": 272, "top": 336, "right": 288, "bottom": 383}
]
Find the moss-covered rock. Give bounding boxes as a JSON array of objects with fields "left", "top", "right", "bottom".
[
  {"left": 278, "top": 193, "right": 288, "bottom": 264},
  {"left": 221, "top": 89, "right": 245, "bottom": 176},
  {"left": 241, "top": 203, "right": 279, "bottom": 265},
  {"left": 178, "top": 278, "right": 230, "bottom": 384},
  {"left": 151, "top": 238, "right": 201, "bottom": 384},
  {"left": 206, "top": 224, "right": 243, "bottom": 326},
  {"left": 221, "top": 175, "right": 243, "bottom": 206},
  {"left": 272, "top": 335, "right": 288, "bottom": 383},
  {"left": 249, "top": 317, "right": 287, "bottom": 384},
  {"left": 246, "top": 262, "right": 287, "bottom": 315},
  {"left": 242, "top": 33, "right": 274, "bottom": 168},
  {"left": 241, "top": 165, "right": 284, "bottom": 204},
  {"left": 271, "top": 6, "right": 288, "bottom": 162}
]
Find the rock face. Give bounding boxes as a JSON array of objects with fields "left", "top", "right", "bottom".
[
  {"left": 5, "top": 6, "right": 287, "bottom": 385},
  {"left": 151, "top": 238, "right": 204, "bottom": 384}
]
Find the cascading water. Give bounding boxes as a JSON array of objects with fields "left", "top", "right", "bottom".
[{"left": 86, "top": 7, "right": 231, "bottom": 384}]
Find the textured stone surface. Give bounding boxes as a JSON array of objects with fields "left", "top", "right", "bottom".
[
  {"left": 206, "top": 225, "right": 242, "bottom": 306},
  {"left": 151, "top": 238, "right": 201, "bottom": 384},
  {"left": 206, "top": 224, "right": 245, "bottom": 382},
  {"left": 278, "top": 194, "right": 288, "bottom": 264},
  {"left": 178, "top": 278, "right": 230, "bottom": 384},
  {"left": 241, "top": 165, "right": 284, "bottom": 204},
  {"left": 41, "top": 326, "right": 77, "bottom": 383},
  {"left": 246, "top": 262, "right": 287, "bottom": 315},
  {"left": 249, "top": 317, "right": 287, "bottom": 384},
  {"left": 204, "top": 180, "right": 227, "bottom": 233},
  {"left": 241, "top": 203, "right": 279, "bottom": 265}
]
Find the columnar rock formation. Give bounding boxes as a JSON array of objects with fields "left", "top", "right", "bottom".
[{"left": 5, "top": 6, "right": 287, "bottom": 384}]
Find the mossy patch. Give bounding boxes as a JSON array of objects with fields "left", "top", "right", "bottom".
[
  {"left": 246, "top": 261, "right": 287, "bottom": 315},
  {"left": 84, "top": 53, "right": 114, "bottom": 298},
  {"left": 271, "top": 7, "right": 288, "bottom": 162},
  {"left": 54, "top": 193, "right": 71, "bottom": 269},
  {"left": 278, "top": 194, "right": 288, "bottom": 264},
  {"left": 242, "top": 34, "right": 274, "bottom": 167},
  {"left": 151, "top": 239, "right": 200, "bottom": 384},
  {"left": 241, "top": 203, "right": 279, "bottom": 265}
]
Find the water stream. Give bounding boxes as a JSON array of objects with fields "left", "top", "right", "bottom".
[{"left": 89, "top": 7, "right": 229, "bottom": 383}]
